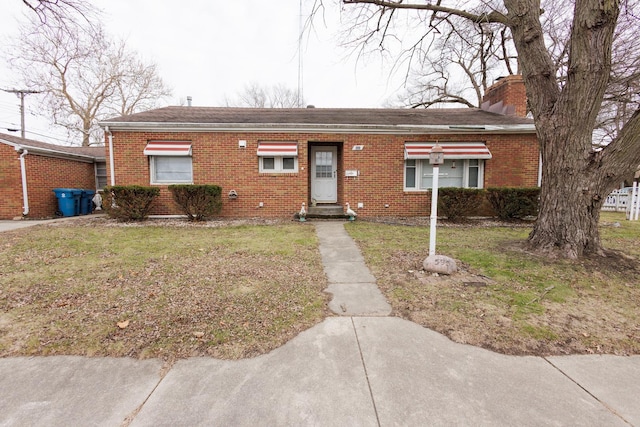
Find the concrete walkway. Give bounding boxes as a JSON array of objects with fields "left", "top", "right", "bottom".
[
  {"left": 316, "top": 222, "right": 392, "bottom": 317},
  {"left": 0, "top": 215, "right": 97, "bottom": 232},
  {"left": 1, "top": 221, "right": 639, "bottom": 426}
]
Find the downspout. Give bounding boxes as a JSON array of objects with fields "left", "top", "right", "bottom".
[
  {"left": 16, "top": 147, "right": 29, "bottom": 216},
  {"left": 105, "top": 126, "right": 115, "bottom": 186}
]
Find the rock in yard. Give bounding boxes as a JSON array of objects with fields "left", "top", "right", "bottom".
[{"left": 423, "top": 254, "right": 458, "bottom": 275}]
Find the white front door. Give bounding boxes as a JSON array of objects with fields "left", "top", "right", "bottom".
[{"left": 311, "top": 146, "right": 337, "bottom": 203}]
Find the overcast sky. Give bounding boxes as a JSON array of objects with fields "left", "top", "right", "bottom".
[{"left": 0, "top": 0, "right": 405, "bottom": 145}]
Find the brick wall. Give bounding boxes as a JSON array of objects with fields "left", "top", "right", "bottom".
[
  {"left": 108, "top": 130, "right": 539, "bottom": 218},
  {"left": 0, "top": 143, "right": 23, "bottom": 219},
  {"left": 0, "top": 144, "right": 97, "bottom": 219}
]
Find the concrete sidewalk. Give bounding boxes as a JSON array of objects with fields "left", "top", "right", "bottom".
[
  {"left": 1, "top": 221, "right": 639, "bottom": 426},
  {"left": 0, "top": 215, "right": 95, "bottom": 232}
]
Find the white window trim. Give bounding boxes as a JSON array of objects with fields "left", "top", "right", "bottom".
[
  {"left": 150, "top": 155, "right": 194, "bottom": 184},
  {"left": 404, "top": 159, "right": 484, "bottom": 191},
  {"left": 259, "top": 156, "right": 299, "bottom": 173}
]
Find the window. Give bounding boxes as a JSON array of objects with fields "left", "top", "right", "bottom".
[
  {"left": 144, "top": 141, "right": 193, "bottom": 184},
  {"left": 151, "top": 156, "right": 193, "bottom": 184},
  {"left": 405, "top": 159, "right": 417, "bottom": 188},
  {"left": 257, "top": 141, "right": 298, "bottom": 173},
  {"left": 404, "top": 159, "right": 485, "bottom": 190},
  {"left": 315, "top": 151, "right": 333, "bottom": 178},
  {"left": 404, "top": 142, "right": 491, "bottom": 190},
  {"left": 262, "top": 157, "right": 275, "bottom": 170},
  {"left": 95, "top": 161, "right": 107, "bottom": 190},
  {"left": 259, "top": 156, "right": 298, "bottom": 173}
]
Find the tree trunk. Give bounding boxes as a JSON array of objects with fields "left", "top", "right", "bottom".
[
  {"left": 82, "top": 119, "right": 91, "bottom": 147},
  {"left": 528, "top": 126, "right": 604, "bottom": 258},
  {"left": 504, "top": 0, "right": 621, "bottom": 258}
]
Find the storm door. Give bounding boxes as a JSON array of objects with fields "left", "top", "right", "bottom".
[{"left": 311, "top": 146, "right": 337, "bottom": 203}]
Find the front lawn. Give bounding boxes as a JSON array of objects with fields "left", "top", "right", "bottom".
[
  {"left": 346, "top": 212, "right": 640, "bottom": 356},
  {"left": 0, "top": 220, "right": 328, "bottom": 360},
  {"left": 2, "top": 212, "right": 637, "bottom": 360}
]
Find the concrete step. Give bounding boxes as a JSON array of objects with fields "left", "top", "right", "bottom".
[{"left": 307, "top": 204, "right": 346, "bottom": 219}]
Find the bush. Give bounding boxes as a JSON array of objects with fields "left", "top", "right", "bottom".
[
  {"left": 486, "top": 187, "right": 540, "bottom": 220},
  {"left": 168, "top": 184, "right": 222, "bottom": 221},
  {"left": 438, "top": 188, "right": 485, "bottom": 220},
  {"left": 103, "top": 185, "right": 160, "bottom": 221}
]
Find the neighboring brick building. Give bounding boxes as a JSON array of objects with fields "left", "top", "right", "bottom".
[
  {"left": 0, "top": 133, "right": 105, "bottom": 219},
  {"left": 100, "top": 76, "right": 539, "bottom": 218}
]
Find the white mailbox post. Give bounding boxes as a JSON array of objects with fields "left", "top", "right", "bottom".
[{"left": 428, "top": 143, "right": 444, "bottom": 256}]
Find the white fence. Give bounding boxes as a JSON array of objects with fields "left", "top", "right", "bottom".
[
  {"left": 628, "top": 183, "right": 640, "bottom": 220},
  {"left": 603, "top": 184, "right": 640, "bottom": 220},
  {"left": 603, "top": 188, "right": 630, "bottom": 212}
]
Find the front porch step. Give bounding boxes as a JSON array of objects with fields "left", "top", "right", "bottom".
[{"left": 307, "top": 204, "right": 346, "bottom": 219}]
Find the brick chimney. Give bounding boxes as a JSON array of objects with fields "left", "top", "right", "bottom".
[{"left": 481, "top": 75, "right": 528, "bottom": 117}]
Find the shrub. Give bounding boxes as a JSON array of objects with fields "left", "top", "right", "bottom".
[
  {"left": 103, "top": 185, "right": 160, "bottom": 221},
  {"left": 168, "top": 184, "right": 222, "bottom": 221},
  {"left": 438, "top": 188, "right": 485, "bottom": 220},
  {"left": 486, "top": 187, "right": 540, "bottom": 220}
]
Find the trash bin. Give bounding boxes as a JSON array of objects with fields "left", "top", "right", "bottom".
[
  {"left": 53, "top": 188, "right": 77, "bottom": 217},
  {"left": 80, "top": 190, "right": 95, "bottom": 215},
  {"left": 71, "top": 189, "right": 82, "bottom": 216}
]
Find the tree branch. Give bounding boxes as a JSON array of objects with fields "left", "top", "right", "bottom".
[{"left": 342, "top": 0, "right": 509, "bottom": 24}]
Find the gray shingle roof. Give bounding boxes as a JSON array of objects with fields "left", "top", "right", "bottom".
[
  {"left": 0, "top": 132, "right": 105, "bottom": 160},
  {"left": 101, "top": 106, "right": 535, "bottom": 128}
]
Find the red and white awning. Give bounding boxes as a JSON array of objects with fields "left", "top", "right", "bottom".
[
  {"left": 257, "top": 141, "right": 298, "bottom": 157},
  {"left": 143, "top": 141, "right": 192, "bottom": 156},
  {"left": 405, "top": 142, "right": 492, "bottom": 160}
]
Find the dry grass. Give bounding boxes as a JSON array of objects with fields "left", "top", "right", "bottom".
[
  {"left": 346, "top": 212, "right": 640, "bottom": 356},
  {"left": 0, "top": 217, "right": 328, "bottom": 360},
  {"left": 2, "top": 212, "right": 638, "bottom": 360}
]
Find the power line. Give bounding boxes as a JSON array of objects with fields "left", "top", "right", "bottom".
[{"left": 0, "top": 88, "right": 42, "bottom": 138}]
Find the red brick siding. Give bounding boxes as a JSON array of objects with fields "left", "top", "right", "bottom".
[
  {"left": 0, "top": 143, "right": 96, "bottom": 219},
  {"left": 483, "top": 75, "right": 528, "bottom": 118},
  {"left": 26, "top": 155, "right": 96, "bottom": 218},
  {"left": 0, "top": 143, "right": 23, "bottom": 219},
  {"left": 108, "top": 131, "right": 539, "bottom": 218}
]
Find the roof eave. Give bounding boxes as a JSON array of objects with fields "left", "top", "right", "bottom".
[
  {"left": 1, "top": 139, "right": 99, "bottom": 162},
  {"left": 98, "top": 122, "right": 537, "bottom": 134}
]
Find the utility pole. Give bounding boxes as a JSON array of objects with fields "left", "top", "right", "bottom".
[
  {"left": 1, "top": 89, "right": 41, "bottom": 138},
  {"left": 297, "top": 0, "right": 304, "bottom": 108}
]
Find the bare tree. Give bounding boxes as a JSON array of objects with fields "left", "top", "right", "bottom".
[
  {"left": 21, "top": 0, "right": 95, "bottom": 26},
  {"left": 225, "top": 83, "right": 304, "bottom": 108},
  {"left": 107, "top": 42, "right": 173, "bottom": 117},
  {"left": 323, "top": 0, "right": 640, "bottom": 259},
  {"left": 391, "top": 17, "right": 517, "bottom": 108},
  {"left": 6, "top": 16, "right": 171, "bottom": 146}
]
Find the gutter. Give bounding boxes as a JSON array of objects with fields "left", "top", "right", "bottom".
[
  {"left": 16, "top": 146, "right": 29, "bottom": 216},
  {"left": 0, "top": 138, "right": 96, "bottom": 162},
  {"left": 105, "top": 126, "right": 115, "bottom": 186},
  {"left": 98, "top": 122, "right": 538, "bottom": 135}
]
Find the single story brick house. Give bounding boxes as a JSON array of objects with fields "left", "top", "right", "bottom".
[
  {"left": 100, "top": 75, "right": 539, "bottom": 218},
  {"left": 0, "top": 133, "right": 106, "bottom": 219}
]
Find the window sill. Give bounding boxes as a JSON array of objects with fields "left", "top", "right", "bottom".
[
  {"left": 150, "top": 182, "right": 194, "bottom": 186},
  {"left": 259, "top": 173, "right": 299, "bottom": 177}
]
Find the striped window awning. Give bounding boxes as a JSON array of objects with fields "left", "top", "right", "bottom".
[
  {"left": 257, "top": 141, "right": 298, "bottom": 157},
  {"left": 143, "top": 141, "right": 192, "bottom": 156},
  {"left": 404, "top": 142, "right": 492, "bottom": 160}
]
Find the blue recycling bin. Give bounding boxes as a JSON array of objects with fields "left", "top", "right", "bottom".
[
  {"left": 71, "top": 189, "right": 82, "bottom": 215},
  {"left": 80, "top": 190, "right": 95, "bottom": 215},
  {"left": 53, "top": 188, "right": 77, "bottom": 217}
]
